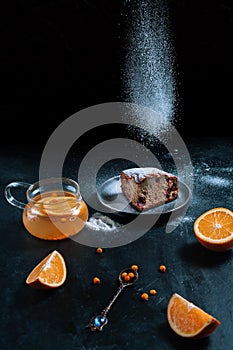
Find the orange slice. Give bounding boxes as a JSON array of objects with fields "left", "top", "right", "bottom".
[
  {"left": 41, "top": 195, "right": 78, "bottom": 216},
  {"left": 167, "top": 293, "right": 221, "bottom": 339},
  {"left": 26, "top": 250, "right": 67, "bottom": 289},
  {"left": 194, "top": 207, "right": 233, "bottom": 252}
]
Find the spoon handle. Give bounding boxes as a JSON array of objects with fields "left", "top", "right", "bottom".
[
  {"left": 101, "top": 283, "right": 125, "bottom": 316},
  {"left": 88, "top": 283, "right": 125, "bottom": 331},
  {"left": 87, "top": 267, "right": 138, "bottom": 331}
]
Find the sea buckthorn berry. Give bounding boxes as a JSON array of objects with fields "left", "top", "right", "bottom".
[
  {"left": 141, "top": 293, "right": 149, "bottom": 301},
  {"left": 93, "top": 277, "right": 101, "bottom": 284},
  {"left": 96, "top": 247, "right": 103, "bottom": 254},
  {"left": 159, "top": 265, "right": 167, "bottom": 272},
  {"left": 123, "top": 275, "right": 131, "bottom": 282},
  {"left": 131, "top": 264, "right": 139, "bottom": 271},
  {"left": 149, "top": 289, "right": 157, "bottom": 295},
  {"left": 121, "top": 272, "right": 127, "bottom": 278},
  {"left": 128, "top": 272, "right": 135, "bottom": 279}
]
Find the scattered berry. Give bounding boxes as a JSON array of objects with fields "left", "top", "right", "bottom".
[
  {"left": 141, "top": 292, "right": 149, "bottom": 301},
  {"left": 149, "top": 289, "right": 157, "bottom": 295},
  {"left": 93, "top": 277, "right": 101, "bottom": 284},
  {"left": 131, "top": 264, "right": 139, "bottom": 271},
  {"left": 159, "top": 264, "right": 167, "bottom": 272},
  {"left": 96, "top": 247, "right": 103, "bottom": 254}
]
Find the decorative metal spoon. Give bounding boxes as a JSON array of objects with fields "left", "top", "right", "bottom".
[{"left": 87, "top": 267, "right": 139, "bottom": 331}]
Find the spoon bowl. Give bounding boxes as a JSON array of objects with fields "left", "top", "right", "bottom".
[{"left": 119, "top": 268, "right": 139, "bottom": 286}]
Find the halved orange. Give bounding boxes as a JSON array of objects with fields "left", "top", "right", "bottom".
[
  {"left": 167, "top": 293, "right": 221, "bottom": 339},
  {"left": 194, "top": 207, "right": 233, "bottom": 252},
  {"left": 26, "top": 250, "right": 67, "bottom": 289}
]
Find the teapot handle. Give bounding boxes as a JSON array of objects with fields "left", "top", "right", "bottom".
[{"left": 4, "top": 182, "right": 31, "bottom": 210}]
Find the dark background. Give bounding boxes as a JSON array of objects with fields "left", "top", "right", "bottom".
[
  {"left": 1, "top": 2, "right": 233, "bottom": 349},
  {"left": 1, "top": 0, "right": 232, "bottom": 149}
]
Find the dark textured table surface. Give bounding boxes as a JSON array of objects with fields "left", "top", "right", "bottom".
[
  {"left": 1, "top": 1, "right": 233, "bottom": 349},
  {"left": 1, "top": 136, "right": 233, "bottom": 350}
]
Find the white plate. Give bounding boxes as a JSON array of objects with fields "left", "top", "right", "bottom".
[{"left": 97, "top": 176, "right": 191, "bottom": 215}]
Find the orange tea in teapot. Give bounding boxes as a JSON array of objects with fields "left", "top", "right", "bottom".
[
  {"left": 23, "top": 190, "right": 88, "bottom": 240},
  {"left": 5, "top": 177, "right": 89, "bottom": 240}
]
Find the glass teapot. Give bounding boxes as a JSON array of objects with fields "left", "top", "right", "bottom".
[{"left": 4, "top": 177, "right": 89, "bottom": 240}]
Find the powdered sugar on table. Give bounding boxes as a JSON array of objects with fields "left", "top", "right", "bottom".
[{"left": 85, "top": 212, "right": 122, "bottom": 232}]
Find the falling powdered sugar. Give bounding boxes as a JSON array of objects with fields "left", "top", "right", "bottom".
[
  {"left": 121, "top": 0, "right": 179, "bottom": 144},
  {"left": 85, "top": 212, "right": 122, "bottom": 232}
]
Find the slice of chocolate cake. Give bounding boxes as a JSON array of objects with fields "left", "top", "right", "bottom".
[{"left": 120, "top": 167, "right": 178, "bottom": 212}]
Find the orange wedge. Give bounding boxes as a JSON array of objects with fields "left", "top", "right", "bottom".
[
  {"left": 26, "top": 250, "right": 67, "bottom": 289},
  {"left": 194, "top": 207, "right": 233, "bottom": 252},
  {"left": 167, "top": 293, "right": 221, "bottom": 339}
]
